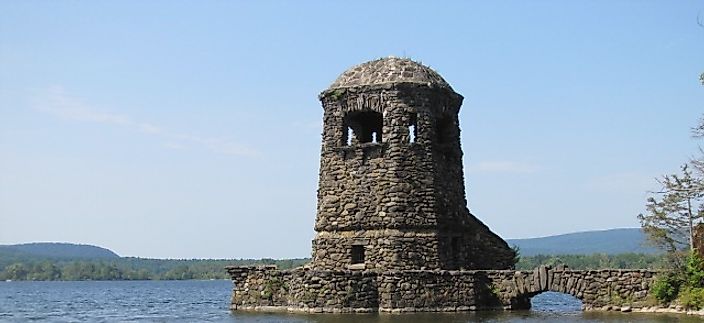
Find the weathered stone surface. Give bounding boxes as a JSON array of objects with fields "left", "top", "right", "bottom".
[
  {"left": 326, "top": 57, "right": 452, "bottom": 91},
  {"left": 226, "top": 266, "right": 659, "bottom": 313},
  {"left": 227, "top": 58, "right": 658, "bottom": 314},
  {"left": 312, "top": 57, "right": 515, "bottom": 271}
]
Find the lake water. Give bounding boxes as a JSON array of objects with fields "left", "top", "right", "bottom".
[{"left": 0, "top": 280, "right": 701, "bottom": 322}]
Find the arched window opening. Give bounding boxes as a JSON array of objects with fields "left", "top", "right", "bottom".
[
  {"left": 343, "top": 111, "right": 383, "bottom": 146},
  {"left": 436, "top": 115, "right": 453, "bottom": 144},
  {"left": 408, "top": 113, "right": 418, "bottom": 143}
]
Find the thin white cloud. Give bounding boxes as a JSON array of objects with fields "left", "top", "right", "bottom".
[
  {"left": 37, "top": 87, "right": 133, "bottom": 126},
  {"left": 33, "top": 86, "right": 258, "bottom": 157},
  {"left": 467, "top": 161, "right": 540, "bottom": 174}
]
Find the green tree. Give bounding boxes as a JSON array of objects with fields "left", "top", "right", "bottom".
[
  {"left": 638, "top": 164, "right": 704, "bottom": 253},
  {"left": 28, "top": 261, "right": 61, "bottom": 280},
  {"left": 4, "top": 263, "right": 29, "bottom": 280}
]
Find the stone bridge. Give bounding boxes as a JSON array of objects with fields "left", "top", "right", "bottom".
[
  {"left": 227, "top": 265, "right": 659, "bottom": 313},
  {"left": 487, "top": 265, "right": 657, "bottom": 310}
]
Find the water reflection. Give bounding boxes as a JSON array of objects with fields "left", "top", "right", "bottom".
[
  {"left": 231, "top": 292, "right": 703, "bottom": 323},
  {"left": 1, "top": 280, "right": 702, "bottom": 322},
  {"left": 232, "top": 311, "right": 704, "bottom": 323},
  {"left": 530, "top": 291, "right": 582, "bottom": 313}
]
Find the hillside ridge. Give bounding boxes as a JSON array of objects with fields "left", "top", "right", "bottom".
[
  {"left": 0, "top": 242, "right": 120, "bottom": 259},
  {"left": 507, "top": 228, "right": 658, "bottom": 256},
  {"left": 2, "top": 228, "right": 658, "bottom": 260}
]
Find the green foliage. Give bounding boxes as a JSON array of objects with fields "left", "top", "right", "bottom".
[
  {"left": 510, "top": 245, "right": 520, "bottom": 267},
  {"left": 639, "top": 74, "right": 704, "bottom": 308},
  {"left": 262, "top": 278, "right": 287, "bottom": 300},
  {"left": 678, "top": 287, "right": 704, "bottom": 309},
  {"left": 686, "top": 252, "right": 704, "bottom": 287},
  {"left": 652, "top": 272, "right": 682, "bottom": 303},
  {"left": 490, "top": 284, "right": 501, "bottom": 298},
  {"left": 515, "top": 253, "right": 663, "bottom": 270},
  {"left": 649, "top": 253, "right": 704, "bottom": 308},
  {"left": 329, "top": 88, "right": 346, "bottom": 101},
  {"left": 0, "top": 254, "right": 310, "bottom": 281},
  {"left": 638, "top": 164, "right": 704, "bottom": 253}
]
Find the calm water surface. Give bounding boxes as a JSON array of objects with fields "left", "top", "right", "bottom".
[{"left": 0, "top": 280, "right": 701, "bottom": 322}]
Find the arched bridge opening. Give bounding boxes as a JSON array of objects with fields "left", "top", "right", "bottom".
[{"left": 529, "top": 291, "right": 582, "bottom": 313}]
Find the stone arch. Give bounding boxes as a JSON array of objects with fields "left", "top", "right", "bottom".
[
  {"left": 494, "top": 266, "right": 657, "bottom": 310},
  {"left": 500, "top": 265, "right": 586, "bottom": 309}
]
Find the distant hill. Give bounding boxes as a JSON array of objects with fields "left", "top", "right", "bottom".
[
  {"left": 507, "top": 228, "right": 659, "bottom": 256},
  {"left": 0, "top": 242, "right": 120, "bottom": 260},
  {"left": 0, "top": 228, "right": 656, "bottom": 264}
]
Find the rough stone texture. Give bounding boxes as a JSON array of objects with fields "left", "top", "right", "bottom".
[
  {"left": 226, "top": 265, "right": 659, "bottom": 313},
  {"left": 313, "top": 58, "right": 515, "bottom": 271},
  {"left": 328, "top": 57, "right": 452, "bottom": 90},
  {"left": 487, "top": 266, "right": 659, "bottom": 310},
  {"left": 228, "top": 266, "right": 379, "bottom": 313},
  {"left": 228, "top": 58, "right": 656, "bottom": 313}
]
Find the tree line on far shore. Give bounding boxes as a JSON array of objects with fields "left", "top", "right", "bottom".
[
  {"left": 0, "top": 257, "right": 308, "bottom": 281},
  {"left": 1, "top": 253, "right": 665, "bottom": 281},
  {"left": 515, "top": 252, "right": 663, "bottom": 270}
]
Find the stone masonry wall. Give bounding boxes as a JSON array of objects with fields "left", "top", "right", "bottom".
[
  {"left": 227, "top": 265, "right": 658, "bottom": 313},
  {"left": 228, "top": 266, "right": 378, "bottom": 313},
  {"left": 312, "top": 83, "right": 515, "bottom": 271},
  {"left": 316, "top": 85, "right": 453, "bottom": 233},
  {"left": 486, "top": 265, "right": 657, "bottom": 310}
]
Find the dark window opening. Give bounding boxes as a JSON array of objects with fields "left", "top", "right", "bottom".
[
  {"left": 408, "top": 113, "right": 417, "bottom": 143},
  {"left": 343, "top": 111, "right": 383, "bottom": 145},
  {"left": 450, "top": 237, "right": 460, "bottom": 260},
  {"left": 351, "top": 245, "right": 365, "bottom": 264},
  {"left": 436, "top": 115, "right": 454, "bottom": 144}
]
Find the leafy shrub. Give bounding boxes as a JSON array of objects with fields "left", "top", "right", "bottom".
[
  {"left": 652, "top": 273, "right": 682, "bottom": 303},
  {"left": 678, "top": 287, "right": 704, "bottom": 309},
  {"left": 685, "top": 253, "right": 704, "bottom": 288}
]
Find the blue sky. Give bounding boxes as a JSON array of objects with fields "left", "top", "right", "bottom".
[{"left": 1, "top": 1, "right": 703, "bottom": 259}]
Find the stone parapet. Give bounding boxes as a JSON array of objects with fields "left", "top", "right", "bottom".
[{"left": 227, "top": 265, "right": 659, "bottom": 313}]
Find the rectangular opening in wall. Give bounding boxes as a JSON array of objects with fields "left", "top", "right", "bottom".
[
  {"left": 408, "top": 113, "right": 417, "bottom": 143},
  {"left": 343, "top": 111, "right": 383, "bottom": 145},
  {"left": 351, "top": 245, "right": 365, "bottom": 264}
]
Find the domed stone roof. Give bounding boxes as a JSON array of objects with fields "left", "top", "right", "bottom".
[{"left": 328, "top": 57, "right": 452, "bottom": 90}]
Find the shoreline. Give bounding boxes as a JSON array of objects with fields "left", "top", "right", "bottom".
[{"left": 588, "top": 305, "right": 704, "bottom": 316}]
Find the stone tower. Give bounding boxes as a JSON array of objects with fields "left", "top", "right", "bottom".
[{"left": 312, "top": 57, "right": 515, "bottom": 271}]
